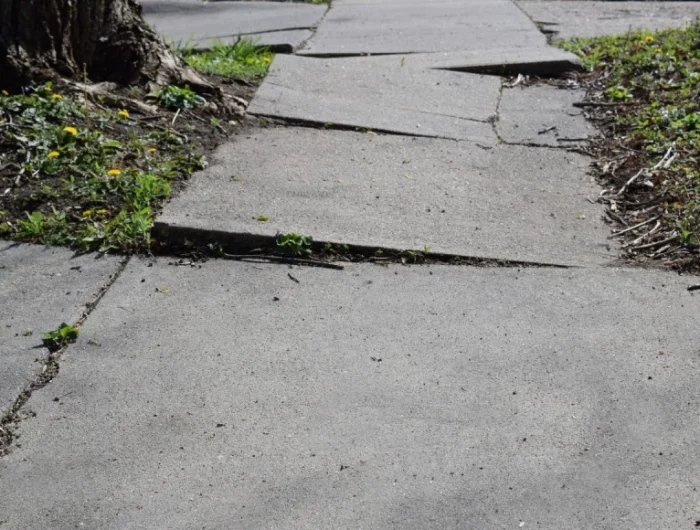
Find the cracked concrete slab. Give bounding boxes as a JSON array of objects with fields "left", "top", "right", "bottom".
[
  {"left": 248, "top": 54, "right": 500, "bottom": 141},
  {"left": 518, "top": 1, "right": 700, "bottom": 39},
  {"left": 0, "top": 243, "right": 122, "bottom": 413},
  {"left": 299, "top": 0, "right": 547, "bottom": 56},
  {"left": 1, "top": 259, "right": 698, "bottom": 529},
  {"left": 497, "top": 85, "right": 598, "bottom": 147},
  {"left": 143, "top": 1, "right": 326, "bottom": 49},
  {"left": 156, "top": 127, "right": 615, "bottom": 266}
]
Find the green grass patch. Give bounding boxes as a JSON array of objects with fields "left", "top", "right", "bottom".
[
  {"left": 558, "top": 22, "right": 700, "bottom": 264},
  {"left": 179, "top": 38, "right": 274, "bottom": 81},
  {"left": 0, "top": 83, "right": 206, "bottom": 253}
]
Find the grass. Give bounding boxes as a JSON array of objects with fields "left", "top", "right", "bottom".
[
  {"left": 0, "top": 83, "right": 206, "bottom": 253},
  {"left": 179, "top": 38, "right": 274, "bottom": 82},
  {"left": 558, "top": 22, "right": 700, "bottom": 267}
]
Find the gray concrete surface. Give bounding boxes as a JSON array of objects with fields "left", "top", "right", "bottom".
[
  {"left": 248, "top": 54, "right": 500, "bottom": 141},
  {"left": 143, "top": 1, "right": 326, "bottom": 49},
  {"left": 1, "top": 258, "right": 698, "bottom": 529},
  {"left": 497, "top": 85, "right": 599, "bottom": 147},
  {"left": 519, "top": 1, "right": 700, "bottom": 39},
  {"left": 156, "top": 127, "right": 615, "bottom": 266},
  {"left": 0, "top": 243, "right": 122, "bottom": 413},
  {"left": 299, "top": 0, "right": 547, "bottom": 56}
]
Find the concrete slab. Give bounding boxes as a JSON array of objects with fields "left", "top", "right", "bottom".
[
  {"left": 1, "top": 259, "right": 699, "bottom": 529},
  {"left": 155, "top": 127, "right": 615, "bottom": 266},
  {"left": 497, "top": 85, "right": 598, "bottom": 147},
  {"left": 299, "top": 0, "right": 548, "bottom": 56},
  {"left": 0, "top": 243, "right": 122, "bottom": 413},
  {"left": 143, "top": 1, "right": 326, "bottom": 49},
  {"left": 519, "top": 1, "right": 700, "bottom": 39},
  {"left": 381, "top": 46, "right": 583, "bottom": 76},
  {"left": 248, "top": 55, "right": 500, "bottom": 141}
]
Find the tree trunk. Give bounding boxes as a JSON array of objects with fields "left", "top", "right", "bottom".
[{"left": 0, "top": 0, "right": 214, "bottom": 94}]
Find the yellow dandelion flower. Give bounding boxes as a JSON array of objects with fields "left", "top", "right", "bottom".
[
  {"left": 644, "top": 36, "right": 655, "bottom": 43},
  {"left": 82, "top": 210, "right": 93, "bottom": 217},
  {"left": 117, "top": 109, "right": 129, "bottom": 119},
  {"left": 147, "top": 147, "right": 157, "bottom": 153},
  {"left": 107, "top": 169, "right": 121, "bottom": 176},
  {"left": 47, "top": 151, "right": 60, "bottom": 159},
  {"left": 263, "top": 57, "right": 271, "bottom": 64},
  {"left": 96, "top": 209, "right": 108, "bottom": 215},
  {"left": 63, "top": 126, "right": 78, "bottom": 136},
  {"left": 52, "top": 94, "right": 63, "bottom": 100}
]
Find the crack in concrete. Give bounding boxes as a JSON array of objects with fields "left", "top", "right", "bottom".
[
  {"left": 152, "top": 223, "right": 576, "bottom": 270},
  {"left": 0, "top": 256, "right": 132, "bottom": 457}
]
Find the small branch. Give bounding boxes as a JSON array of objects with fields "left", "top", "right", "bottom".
[
  {"left": 608, "top": 216, "right": 659, "bottom": 239},
  {"left": 632, "top": 234, "right": 678, "bottom": 251},
  {"left": 222, "top": 253, "right": 345, "bottom": 270}
]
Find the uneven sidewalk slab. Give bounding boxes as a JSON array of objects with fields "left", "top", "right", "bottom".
[
  {"left": 298, "top": 0, "right": 547, "bottom": 56},
  {"left": 497, "top": 85, "right": 599, "bottom": 147},
  {"left": 1, "top": 259, "right": 699, "bottom": 528},
  {"left": 156, "top": 127, "right": 615, "bottom": 266},
  {"left": 379, "top": 46, "right": 582, "bottom": 76},
  {"left": 143, "top": 1, "right": 326, "bottom": 50},
  {"left": 248, "top": 55, "right": 499, "bottom": 142},
  {"left": 518, "top": 1, "right": 700, "bottom": 40},
  {"left": 0, "top": 243, "right": 122, "bottom": 413}
]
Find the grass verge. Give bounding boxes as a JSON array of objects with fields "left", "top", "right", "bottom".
[
  {"left": 0, "top": 83, "right": 227, "bottom": 253},
  {"left": 558, "top": 23, "right": 700, "bottom": 269}
]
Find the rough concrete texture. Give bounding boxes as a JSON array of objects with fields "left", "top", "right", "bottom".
[
  {"left": 379, "top": 46, "right": 583, "bottom": 76},
  {"left": 1, "top": 258, "right": 699, "bottom": 529},
  {"left": 0, "top": 243, "right": 122, "bottom": 412},
  {"left": 248, "top": 55, "right": 499, "bottom": 141},
  {"left": 299, "top": 0, "right": 547, "bottom": 56},
  {"left": 143, "top": 1, "right": 326, "bottom": 49},
  {"left": 497, "top": 85, "right": 598, "bottom": 147},
  {"left": 519, "top": 1, "right": 700, "bottom": 39},
  {"left": 156, "top": 127, "right": 615, "bottom": 266}
]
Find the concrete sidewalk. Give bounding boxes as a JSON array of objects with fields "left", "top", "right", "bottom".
[{"left": 3, "top": 1, "right": 700, "bottom": 528}]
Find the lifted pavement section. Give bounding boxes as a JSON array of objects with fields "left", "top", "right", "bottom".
[
  {"left": 156, "top": 127, "right": 615, "bottom": 266},
  {"left": 1, "top": 259, "right": 698, "bottom": 528},
  {"left": 298, "top": 0, "right": 547, "bottom": 56},
  {"left": 248, "top": 54, "right": 500, "bottom": 142},
  {"left": 142, "top": 1, "right": 326, "bottom": 50},
  {"left": 0, "top": 243, "right": 122, "bottom": 413},
  {"left": 497, "top": 85, "right": 599, "bottom": 147},
  {"left": 519, "top": 1, "right": 700, "bottom": 39}
]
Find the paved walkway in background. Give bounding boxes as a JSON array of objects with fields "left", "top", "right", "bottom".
[{"left": 3, "top": 1, "right": 700, "bottom": 529}]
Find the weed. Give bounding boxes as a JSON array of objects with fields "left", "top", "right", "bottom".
[
  {"left": 42, "top": 322, "right": 79, "bottom": 352},
  {"left": 276, "top": 232, "right": 313, "bottom": 256},
  {"left": 156, "top": 85, "right": 206, "bottom": 111}
]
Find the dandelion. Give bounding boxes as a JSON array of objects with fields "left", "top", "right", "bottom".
[
  {"left": 263, "top": 57, "right": 271, "bottom": 64},
  {"left": 82, "top": 210, "right": 93, "bottom": 217},
  {"left": 107, "top": 169, "right": 121, "bottom": 176},
  {"left": 63, "top": 126, "right": 78, "bottom": 136},
  {"left": 644, "top": 36, "right": 655, "bottom": 43},
  {"left": 96, "top": 209, "right": 108, "bottom": 215},
  {"left": 117, "top": 109, "right": 129, "bottom": 119},
  {"left": 147, "top": 147, "right": 157, "bottom": 153},
  {"left": 47, "top": 151, "right": 60, "bottom": 159},
  {"left": 1, "top": 90, "right": 8, "bottom": 96},
  {"left": 52, "top": 94, "right": 63, "bottom": 100}
]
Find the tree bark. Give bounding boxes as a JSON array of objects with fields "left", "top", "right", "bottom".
[{"left": 0, "top": 0, "right": 215, "bottom": 94}]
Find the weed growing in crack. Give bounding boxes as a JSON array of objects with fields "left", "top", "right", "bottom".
[
  {"left": 42, "top": 322, "right": 79, "bottom": 352},
  {"left": 276, "top": 233, "right": 313, "bottom": 256}
]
